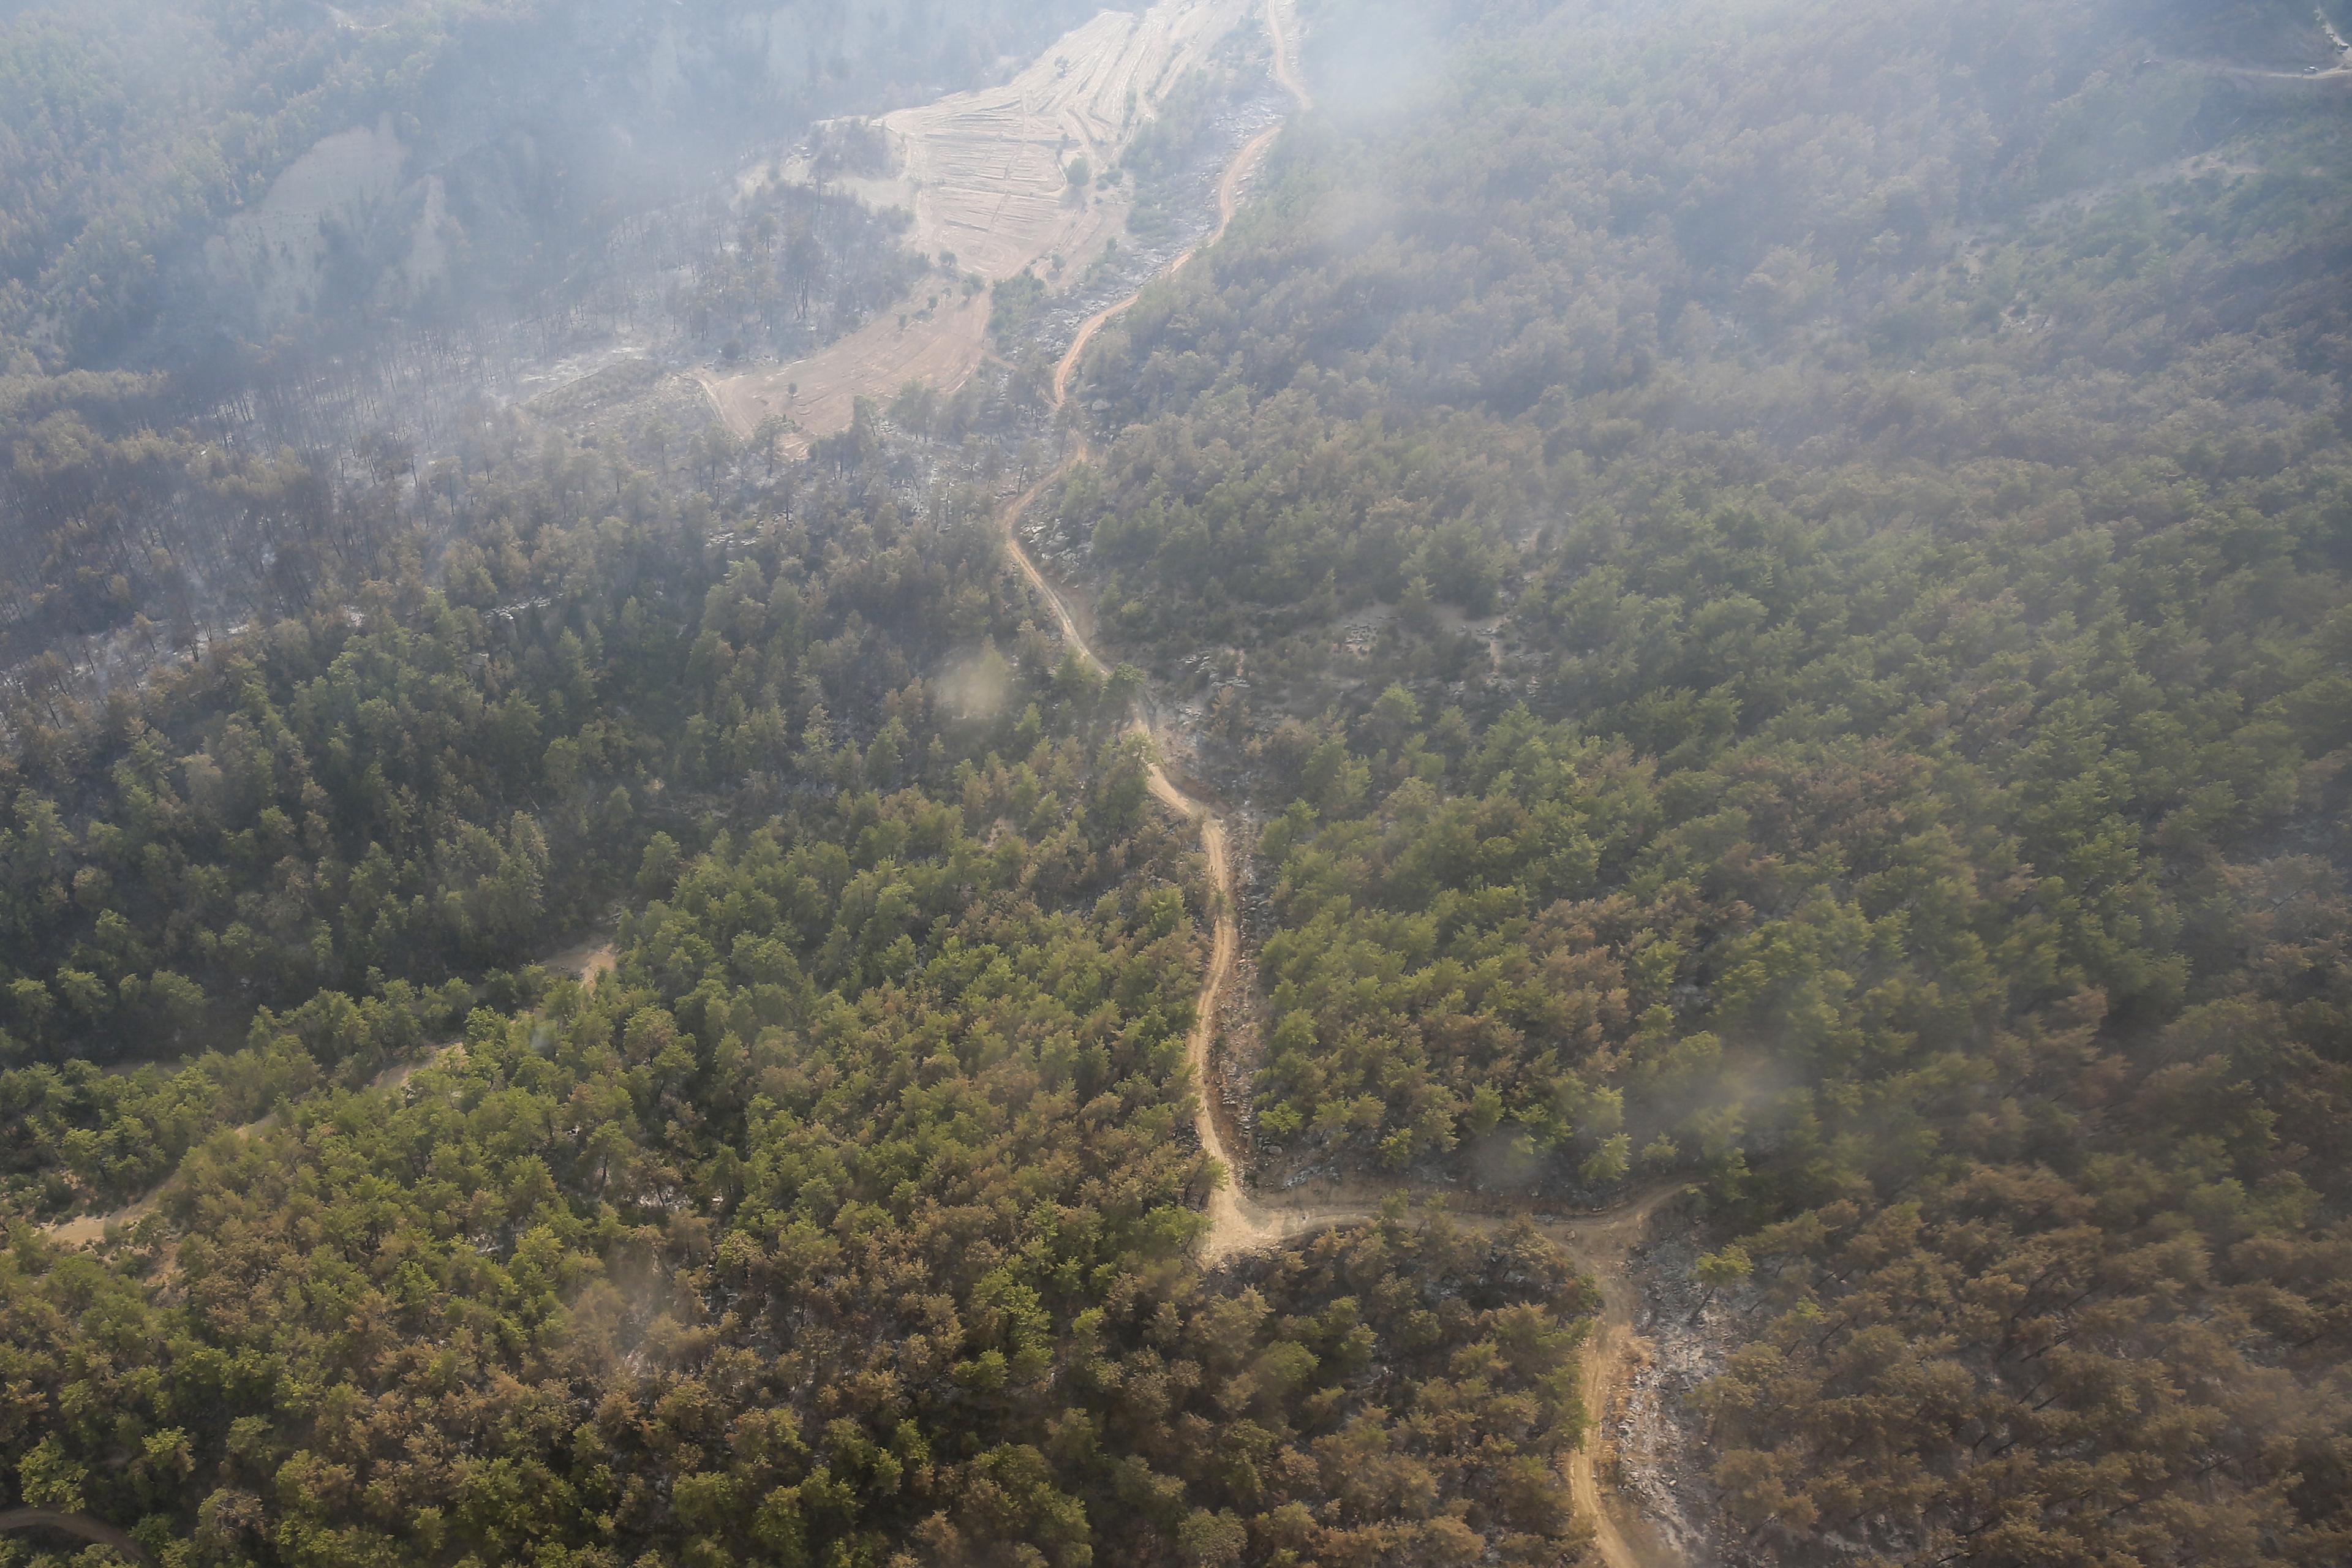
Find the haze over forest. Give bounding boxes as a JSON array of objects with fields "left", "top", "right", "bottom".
[{"left": 1, "top": 2, "right": 2349, "bottom": 1567}]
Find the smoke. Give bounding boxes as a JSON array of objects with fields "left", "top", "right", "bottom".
[
  {"left": 1308, "top": 181, "right": 1402, "bottom": 254},
  {"left": 1307, "top": 0, "right": 1451, "bottom": 130},
  {"left": 1468, "top": 1128, "right": 1547, "bottom": 1190},
  {"left": 938, "top": 641, "right": 1016, "bottom": 723}
]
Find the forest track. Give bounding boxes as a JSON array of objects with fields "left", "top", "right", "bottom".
[
  {"left": 42, "top": 939, "right": 620, "bottom": 1242},
  {"left": 13, "top": 944, "right": 621, "bottom": 1562},
  {"left": 0, "top": 1507, "right": 151, "bottom": 1564},
  {"left": 2193, "top": 60, "right": 2352, "bottom": 80},
  {"left": 2156, "top": 45, "right": 2352, "bottom": 82},
  {"left": 1004, "top": 0, "right": 1310, "bottom": 1270},
  {"left": 994, "top": 10, "right": 1682, "bottom": 1566}
]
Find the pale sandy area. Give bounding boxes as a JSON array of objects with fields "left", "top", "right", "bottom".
[
  {"left": 698, "top": 0, "right": 1252, "bottom": 448},
  {"left": 41, "top": 1192, "right": 157, "bottom": 1247},
  {"left": 205, "top": 116, "right": 412, "bottom": 330}
]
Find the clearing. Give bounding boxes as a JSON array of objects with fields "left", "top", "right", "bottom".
[{"left": 696, "top": 0, "right": 1253, "bottom": 450}]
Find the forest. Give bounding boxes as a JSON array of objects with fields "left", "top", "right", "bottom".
[
  {"left": 1, "top": 399, "right": 1599, "bottom": 1568},
  {"left": 4, "top": 0, "right": 2352, "bottom": 1564},
  {"left": 1042, "top": 0, "right": 2352, "bottom": 1558}
]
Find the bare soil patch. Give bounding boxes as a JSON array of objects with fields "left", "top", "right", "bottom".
[
  {"left": 700, "top": 0, "right": 1253, "bottom": 450},
  {"left": 41, "top": 1193, "right": 158, "bottom": 1248}
]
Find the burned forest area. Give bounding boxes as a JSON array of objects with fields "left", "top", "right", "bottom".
[{"left": 4, "top": 2, "right": 2352, "bottom": 1568}]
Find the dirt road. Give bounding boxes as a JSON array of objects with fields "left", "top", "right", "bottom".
[
  {"left": 0, "top": 1507, "right": 151, "bottom": 1564},
  {"left": 1551, "top": 1189, "right": 1687, "bottom": 1568},
  {"left": 994, "top": 456, "right": 1284, "bottom": 1263},
  {"left": 1268, "top": 0, "right": 1312, "bottom": 109},
  {"left": 994, "top": 11, "right": 1684, "bottom": 1563},
  {"left": 1002, "top": 0, "right": 1316, "bottom": 1266}
]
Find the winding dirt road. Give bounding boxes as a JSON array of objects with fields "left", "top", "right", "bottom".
[
  {"left": 18, "top": 10, "right": 1676, "bottom": 1566},
  {"left": 995, "top": 9, "right": 1683, "bottom": 1565},
  {"left": 0, "top": 1507, "right": 151, "bottom": 1564},
  {"left": 1007, "top": 0, "right": 1318, "bottom": 1267}
]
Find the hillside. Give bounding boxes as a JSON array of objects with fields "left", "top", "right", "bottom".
[
  {"left": 0, "top": 0, "right": 1109, "bottom": 685},
  {"left": 1052, "top": 0, "right": 2352, "bottom": 1559},
  {"left": 3, "top": 1, "right": 2351, "bottom": 1566}
]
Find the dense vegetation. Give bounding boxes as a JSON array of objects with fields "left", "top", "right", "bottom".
[
  {"left": 7, "top": 0, "right": 2352, "bottom": 1564},
  {"left": 0, "top": 395, "right": 1065, "bottom": 1173},
  {"left": 0, "top": 235, "right": 1596, "bottom": 1568},
  {"left": 1, "top": 749, "right": 1598, "bottom": 1565},
  {"left": 1053, "top": 0, "right": 2352, "bottom": 1559},
  {"left": 0, "top": 412, "right": 1602, "bottom": 1567}
]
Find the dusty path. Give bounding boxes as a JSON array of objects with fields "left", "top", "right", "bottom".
[
  {"left": 995, "top": 456, "right": 1286, "bottom": 1260},
  {"left": 0, "top": 1507, "right": 150, "bottom": 1564},
  {"left": 993, "top": 12, "right": 1681, "bottom": 1565},
  {"left": 17, "top": 939, "right": 624, "bottom": 1560},
  {"left": 2188, "top": 58, "right": 2352, "bottom": 80},
  {"left": 1552, "top": 1189, "right": 1687, "bottom": 1568},
  {"left": 45, "top": 937, "right": 621, "bottom": 1242},
  {"left": 547, "top": 935, "right": 619, "bottom": 990},
  {"left": 1267, "top": 0, "right": 1312, "bottom": 109},
  {"left": 1001, "top": 0, "right": 1314, "bottom": 1267}
]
